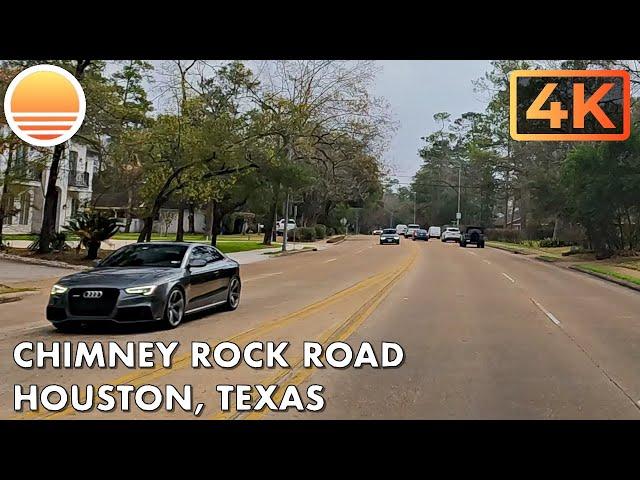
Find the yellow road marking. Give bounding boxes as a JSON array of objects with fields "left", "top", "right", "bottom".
[{"left": 215, "top": 243, "right": 419, "bottom": 420}]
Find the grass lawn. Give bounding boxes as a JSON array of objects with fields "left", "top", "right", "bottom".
[
  {"left": 0, "top": 285, "right": 36, "bottom": 295},
  {"left": 486, "top": 240, "right": 571, "bottom": 258},
  {"left": 576, "top": 264, "right": 640, "bottom": 286},
  {"left": 215, "top": 241, "right": 280, "bottom": 253}
]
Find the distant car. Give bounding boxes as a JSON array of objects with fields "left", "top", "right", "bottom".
[
  {"left": 412, "top": 229, "right": 429, "bottom": 241},
  {"left": 276, "top": 218, "right": 296, "bottom": 235},
  {"left": 460, "top": 226, "right": 485, "bottom": 248},
  {"left": 428, "top": 226, "right": 441, "bottom": 239},
  {"left": 46, "top": 243, "right": 241, "bottom": 331},
  {"left": 372, "top": 228, "right": 384, "bottom": 235},
  {"left": 395, "top": 224, "right": 408, "bottom": 235},
  {"left": 441, "top": 226, "right": 461, "bottom": 243},
  {"left": 405, "top": 224, "right": 420, "bottom": 238},
  {"left": 380, "top": 228, "right": 400, "bottom": 245}
]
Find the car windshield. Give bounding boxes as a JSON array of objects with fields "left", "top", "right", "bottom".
[
  {"left": 408, "top": 224, "right": 420, "bottom": 228},
  {"left": 383, "top": 229, "right": 396, "bottom": 234},
  {"left": 446, "top": 228, "right": 459, "bottom": 232},
  {"left": 99, "top": 244, "right": 188, "bottom": 268}
]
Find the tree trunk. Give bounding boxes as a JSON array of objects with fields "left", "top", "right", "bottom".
[
  {"left": 263, "top": 194, "right": 279, "bottom": 246},
  {"left": 210, "top": 200, "right": 223, "bottom": 247},
  {"left": 175, "top": 203, "right": 185, "bottom": 242},
  {"left": 124, "top": 188, "right": 133, "bottom": 233},
  {"left": 137, "top": 217, "right": 153, "bottom": 242},
  {"left": 0, "top": 148, "right": 14, "bottom": 248},
  {"left": 188, "top": 203, "right": 195, "bottom": 234},
  {"left": 86, "top": 241, "right": 100, "bottom": 260},
  {"left": 38, "top": 144, "right": 65, "bottom": 253},
  {"left": 552, "top": 216, "right": 561, "bottom": 241},
  {"left": 38, "top": 61, "right": 91, "bottom": 254}
]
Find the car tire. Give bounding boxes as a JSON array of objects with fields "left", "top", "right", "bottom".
[
  {"left": 161, "top": 287, "right": 185, "bottom": 329},
  {"left": 460, "top": 242, "right": 466, "bottom": 248},
  {"left": 479, "top": 242, "right": 485, "bottom": 248},
  {"left": 224, "top": 275, "right": 241, "bottom": 311}
]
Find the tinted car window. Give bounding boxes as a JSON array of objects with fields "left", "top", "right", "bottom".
[
  {"left": 190, "top": 246, "right": 223, "bottom": 265},
  {"left": 100, "top": 244, "right": 188, "bottom": 268},
  {"left": 383, "top": 229, "right": 396, "bottom": 234}
]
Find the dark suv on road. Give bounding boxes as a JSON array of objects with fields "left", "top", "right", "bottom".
[{"left": 460, "top": 226, "right": 485, "bottom": 248}]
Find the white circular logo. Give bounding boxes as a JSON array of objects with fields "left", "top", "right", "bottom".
[{"left": 3, "top": 64, "right": 86, "bottom": 147}]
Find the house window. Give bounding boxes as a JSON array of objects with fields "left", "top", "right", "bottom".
[
  {"left": 15, "top": 144, "right": 29, "bottom": 166},
  {"left": 18, "top": 191, "right": 31, "bottom": 225},
  {"left": 69, "top": 151, "right": 78, "bottom": 173},
  {"left": 1, "top": 194, "right": 15, "bottom": 225},
  {"left": 70, "top": 197, "right": 79, "bottom": 218}
]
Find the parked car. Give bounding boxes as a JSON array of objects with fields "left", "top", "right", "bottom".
[
  {"left": 428, "top": 226, "right": 441, "bottom": 239},
  {"left": 380, "top": 228, "right": 400, "bottom": 245},
  {"left": 395, "top": 224, "right": 408, "bottom": 235},
  {"left": 46, "top": 242, "right": 241, "bottom": 331},
  {"left": 441, "top": 226, "right": 461, "bottom": 243},
  {"left": 276, "top": 218, "right": 297, "bottom": 235},
  {"left": 412, "top": 229, "right": 429, "bottom": 241},
  {"left": 372, "top": 228, "right": 384, "bottom": 235},
  {"left": 460, "top": 226, "right": 485, "bottom": 248},
  {"left": 405, "top": 224, "right": 421, "bottom": 238}
]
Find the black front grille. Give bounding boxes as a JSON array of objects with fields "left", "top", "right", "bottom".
[
  {"left": 115, "top": 306, "right": 154, "bottom": 322},
  {"left": 68, "top": 288, "right": 119, "bottom": 316},
  {"left": 46, "top": 306, "right": 67, "bottom": 321}
]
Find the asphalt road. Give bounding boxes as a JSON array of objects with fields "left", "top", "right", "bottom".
[{"left": 2, "top": 236, "right": 639, "bottom": 419}]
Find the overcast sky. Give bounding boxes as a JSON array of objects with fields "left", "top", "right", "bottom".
[{"left": 373, "top": 60, "right": 492, "bottom": 186}]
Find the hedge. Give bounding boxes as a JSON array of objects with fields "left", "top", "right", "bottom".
[
  {"left": 287, "top": 227, "right": 316, "bottom": 242},
  {"left": 314, "top": 224, "right": 327, "bottom": 239}
]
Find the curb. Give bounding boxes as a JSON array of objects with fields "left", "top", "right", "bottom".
[
  {"left": 326, "top": 235, "right": 346, "bottom": 244},
  {"left": 0, "top": 252, "right": 89, "bottom": 271},
  {"left": 267, "top": 247, "right": 318, "bottom": 258},
  {"left": 569, "top": 265, "right": 640, "bottom": 293},
  {"left": 486, "top": 243, "right": 532, "bottom": 255}
]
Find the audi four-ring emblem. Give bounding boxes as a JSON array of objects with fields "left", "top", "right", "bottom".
[{"left": 83, "top": 291, "right": 103, "bottom": 299}]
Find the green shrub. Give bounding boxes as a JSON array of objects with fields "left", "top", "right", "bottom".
[
  {"left": 28, "top": 232, "right": 69, "bottom": 252},
  {"left": 485, "top": 228, "right": 522, "bottom": 243},
  {"left": 539, "top": 238, "right": 576, "bottom": 248},
  {"left": 314, "top": 224, "right": 327, "bottom": 239},
  {"left": 287, "top": 227, "right": 316, "bottom": 242},
  {"left": 327, "top": 227, "right": 336, "bottom": 236}
]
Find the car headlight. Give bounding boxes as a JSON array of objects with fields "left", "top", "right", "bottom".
[
  {"left": 124, "top": 285, "right": 157, "bottom": 296},
  {"left": 50, "top": 284, "right": 68, "bottom": 295},
  {"left": 394, "top": 235, "right": 400, "bottom": 239}
]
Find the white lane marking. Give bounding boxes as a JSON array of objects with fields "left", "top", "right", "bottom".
[
  {"left": 324, "top": 258, "right": 337, "bottom": 263},
  {"left": 531, "top": 298, "right": 561, "bottom": 326},
  {"left": 502, "top": 272, "right": 516, "bottom": 283},
  {"left": 355, "top": 248, "right": 366, "bottom": 254},
  {"left": 465, "top": 250, "right": 477, "bottom": 256},
  {"left": 368, "top": 246, "right": 373, "bottom": 249},
  {"left": 244, "top": 272, "right": 283, "bottom": 283},
  {"left": 483, "top": 259, "right": 491, "bottom": 265}
]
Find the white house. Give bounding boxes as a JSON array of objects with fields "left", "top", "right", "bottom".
[{"left": 1, "top": 130, "right": 97, "bottom": 234}]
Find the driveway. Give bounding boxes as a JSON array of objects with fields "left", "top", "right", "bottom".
[{"left": 0, "top": 259, "right": 74, "bottom": 284}]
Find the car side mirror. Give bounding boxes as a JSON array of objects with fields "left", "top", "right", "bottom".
[{"left": 188, "top": 258, "right": 207, "bottom": 269}]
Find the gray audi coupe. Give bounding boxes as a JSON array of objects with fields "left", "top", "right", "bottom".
[{"left": 47, "top": 242, "right": 241, "bottom": 331}]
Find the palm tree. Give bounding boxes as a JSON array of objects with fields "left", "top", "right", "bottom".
[{"left": 64, "top": 211, "right": 121, "bottom": 260}]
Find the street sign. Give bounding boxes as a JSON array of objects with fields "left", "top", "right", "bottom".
[
  {"left": 456, "top": 212, "right": 462, "bottom": 220},
  {"left": 340, "top": 217, "right": 347, "bottom": 226}
]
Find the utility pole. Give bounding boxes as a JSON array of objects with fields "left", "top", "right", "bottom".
[
  {"left": 413, "top": 191, "right": 416, "bottom": 224},
  {"left": 282, "top": 190, "right": 290, "bottom": 253},
  {"left": 456, "top": 161, "right": 462, "bottom": 227}
]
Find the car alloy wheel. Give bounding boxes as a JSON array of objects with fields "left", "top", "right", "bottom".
[
  {"left": 164, "top": 288, "right": 185, "bottom": 328},
  {"left": 227, "top": 276, "right": 241, "bottom": 310}
]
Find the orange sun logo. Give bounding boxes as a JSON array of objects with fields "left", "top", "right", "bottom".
[{"left": 4, "top": 64, "right": 86, "bottom": 147}]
